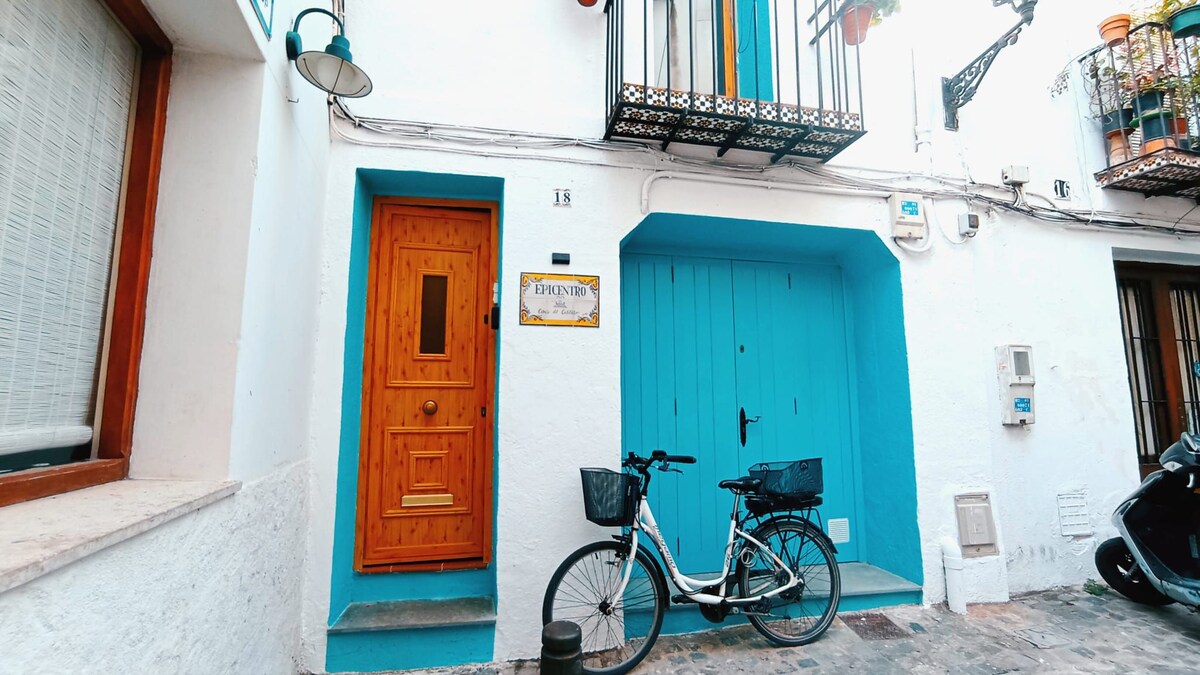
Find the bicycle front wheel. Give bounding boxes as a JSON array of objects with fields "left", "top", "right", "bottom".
[
  {"left": 737, "top": 518, "right": 841, "bottom": 646},
  {"left": 542, "top": 541, "right": 666, "bottom": 675}
]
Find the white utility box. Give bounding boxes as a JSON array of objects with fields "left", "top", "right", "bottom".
[
  {"left": 955, "top": 493, "right": 999, "bottom": 558},
  {"left": 888, "top": 193, "right": 927, "bottom": 239},
  {"left": 1001, "top": 165, "right": 1030, "bottom": 186},
  {"left": 996, "top": 344, "right": 1035, "bottom": 425}
]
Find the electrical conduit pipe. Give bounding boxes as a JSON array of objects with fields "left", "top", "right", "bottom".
[{"left": 640, "top": 171, "right": 891, "bottom": 215}]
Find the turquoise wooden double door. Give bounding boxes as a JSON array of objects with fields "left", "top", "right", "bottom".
[{"left": 621, "top": 254, "right": 859, "bottom": 572}]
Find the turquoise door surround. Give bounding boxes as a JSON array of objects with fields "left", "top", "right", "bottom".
[
  {"left": 326, "top": 169, "right": 504, "bottom": 673},
  {"left": 620, "top": 213, "right": 922, "bottom": 588}
]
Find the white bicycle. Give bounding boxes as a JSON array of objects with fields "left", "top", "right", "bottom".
[{"left": 543, "top": 450, "right": 841, "bottom": 674}]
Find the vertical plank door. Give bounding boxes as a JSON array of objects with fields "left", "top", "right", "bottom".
[{"left": 356, "top": 199, "right": 496, "bottom": 570}]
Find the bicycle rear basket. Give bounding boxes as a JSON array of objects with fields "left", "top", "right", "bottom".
[
  {"left": 580, "top": 468, "right": 640, "bottom": 527},
  {"left": 748, "top": 458, "right": 823, "bottom": 499}
]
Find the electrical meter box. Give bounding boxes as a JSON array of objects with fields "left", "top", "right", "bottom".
[
  {"left": 888, "top": 193, "right": 927, "bottom": 239},
  {"left": 996, "top": 344, "right": 1035, "bottom": 425}
]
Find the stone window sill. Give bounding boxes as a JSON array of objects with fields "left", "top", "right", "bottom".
[{"left": 0, "top": 478, "right": 240, "bottom": 593}]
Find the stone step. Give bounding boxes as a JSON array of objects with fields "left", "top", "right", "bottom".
[
  {"left": 328, "top": 596, "right": 496, "bottom": 634},
  {"left": 840, "top": 562, "right": 922, "bottom": 598}
]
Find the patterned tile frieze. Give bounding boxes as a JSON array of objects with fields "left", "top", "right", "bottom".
[
  {"left": 609, "top": 83, "right": 865, "bottom": 162},
  {"left": 619, "top": 107, "right": 681, "bottom": 125},
  {"left": 675, "top": 128, "right": 729, "bottom": 144}
]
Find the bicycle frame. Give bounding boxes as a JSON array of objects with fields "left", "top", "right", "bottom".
[{"left": 614, "top": 491, "right": 799, "bottom": 607}]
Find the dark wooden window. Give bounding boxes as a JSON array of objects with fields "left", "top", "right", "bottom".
[
  {"left": 1115, "top": 262, "right": 1200, "bottom": 476},
  {"left": 0, "top": 0, "right": 171, "bottom": 508}
]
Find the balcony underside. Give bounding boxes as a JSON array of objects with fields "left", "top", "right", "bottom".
[
  {"left": 1096, "top": 148, "right": 1200, "bottom": 200},
  {"left": 606, "top": 83, "right": 865, "bottom": 163}
]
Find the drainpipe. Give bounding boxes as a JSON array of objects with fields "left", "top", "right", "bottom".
[{"left": 941, "top": 537, "right": 968, "bottom": 615}]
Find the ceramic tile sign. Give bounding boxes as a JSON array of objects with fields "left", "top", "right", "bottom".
[
  {"left": 250, "top": 0, "right": 273, "bottom": 38},
  {"left": 519, "top": 273, "right": 599, "bottom": 327}
]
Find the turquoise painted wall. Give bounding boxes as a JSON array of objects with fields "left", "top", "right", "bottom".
[
  {"left": 328, "top": 169, "right": 504, "bottom": 623},
  {"left": 842, "top": 244, "right": 922, "bottom": 584},
  {"left": 620, "top": 214, "right": 922, "bottom": 586}
]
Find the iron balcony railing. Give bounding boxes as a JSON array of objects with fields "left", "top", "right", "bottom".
[
  {"left": 1082, "top": 21, "right": 1200, "bottom": 199},
  {"left": 603, "top": 0, "right": 866, "bottom": 163}
]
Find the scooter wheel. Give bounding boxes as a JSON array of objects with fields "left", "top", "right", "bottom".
[{"left": 1095, "top": 537, "right": 1175, "bottom": 606}]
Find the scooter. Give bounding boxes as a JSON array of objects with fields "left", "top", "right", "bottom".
[{"left": 1096, "top": 433, "right": 1200, "bottom": 609}]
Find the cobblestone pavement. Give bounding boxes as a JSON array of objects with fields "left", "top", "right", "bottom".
[{"left": 420, "top": 587, "right": 1200, "bottom": 674}]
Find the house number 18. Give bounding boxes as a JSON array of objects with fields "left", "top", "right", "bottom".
[{"left": 553, "top": 189, "right": 572, "bottom": 207}]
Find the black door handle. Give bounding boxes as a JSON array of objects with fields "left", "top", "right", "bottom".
[{"left": 739, "top": 407, "right": 760, "bottom": 447}]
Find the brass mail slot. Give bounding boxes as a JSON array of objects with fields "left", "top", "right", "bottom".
[{"left": 402, "top": 493, "right": 454, "bottom": 507}]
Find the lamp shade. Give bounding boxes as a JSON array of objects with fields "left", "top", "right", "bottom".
[{"left": 295, "top": 35, "right": 373, "bottom": 98}]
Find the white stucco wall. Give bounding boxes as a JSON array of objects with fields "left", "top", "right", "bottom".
[
  {"left": 299, "top": 0, "right": 1200, "bottom": 667},
  {"left": 2, "top": 0, "right": 330, "bottom": 672},
  {"left": 0, "top": 462, "right": 308, "bottom": 675}
]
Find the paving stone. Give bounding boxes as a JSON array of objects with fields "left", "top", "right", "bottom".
[{"left": 414, "top": 587, "right": 1200, "bottom": 675}]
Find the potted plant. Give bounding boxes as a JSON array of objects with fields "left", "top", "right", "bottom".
[
  {"left": 1170, "top": 0, "right": 1200, "bottom": 38},
  {"left": 1134, "top": 109, "right": 1179, "bottom": 154},
  {"left": 1103, "top": 107, "right": 1137, "bottom": 164},
  {"left": 1099, "top": 13, "right": 1132, "bottom": 46},
  {"left": 841, "top": 0, "right": 899, "bottom": 46}
]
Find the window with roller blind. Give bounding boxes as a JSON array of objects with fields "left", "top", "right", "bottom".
[{"left": 0, "top": 0, "right": 171, "bottom": 506}]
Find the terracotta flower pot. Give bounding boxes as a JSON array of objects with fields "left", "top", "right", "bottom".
[
  {"left": 1098, "top": 14, "right": 1131, "bottom": 46},
  {"left": 842, "top": 3, "right": 876, "bottom": 46},
  {"left": 1108, "top": 133, "right": 1134, "bottom": 165},
  {"left": 1142, "top": 137, "right": 1178, "bottom": 154},
  {"left": 577, "top": 0, "right": 598, "bottom": 6}
]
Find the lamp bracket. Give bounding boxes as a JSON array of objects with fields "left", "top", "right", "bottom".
[
  {"left": 942, "top": 0, "right": 1038, "bottom": 130},
  {"left": 286, "top": 7, "right": 346, "bottom": 61}
]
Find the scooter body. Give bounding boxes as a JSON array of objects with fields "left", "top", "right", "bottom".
[{"left": 1103, "top": 434, "right": 1200, "bottom": 608}]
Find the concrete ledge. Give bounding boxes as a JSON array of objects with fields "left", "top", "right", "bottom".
[
  {"left": 329, "top": 597, "right": 497, "bottom": 633},
  {"left": 0, "top": 478, "right": 240, "bottom": 593}
]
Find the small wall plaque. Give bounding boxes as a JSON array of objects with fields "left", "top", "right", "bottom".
[
  {"left": 519, "top": 273, "right": 599, "bottom": 327},
  {"left": 250, "top": 0, "right": 274, "bottom": 38}
]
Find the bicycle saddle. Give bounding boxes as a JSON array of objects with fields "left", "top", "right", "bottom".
[{"left": 718, "top": 476, "right": 762, "bottom": 493}]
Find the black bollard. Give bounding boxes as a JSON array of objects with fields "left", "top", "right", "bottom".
[{"left": 540, "top": 620, "right": 583, "bottom": 675}]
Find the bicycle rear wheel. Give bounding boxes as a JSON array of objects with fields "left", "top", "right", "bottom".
[
  {"left": 737, "top": 518, "right": 840, "bottom": 646},
  {"left": 542, "top": 541, "right": 666, "bottom": 675}
]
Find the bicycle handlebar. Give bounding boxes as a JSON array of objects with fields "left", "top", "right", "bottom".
[{"left": 624, "top": 450, "right": 697, "bottom": 469}]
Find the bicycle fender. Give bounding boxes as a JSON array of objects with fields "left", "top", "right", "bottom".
[{"left": 752, "top": 515, "right": 838, "bottom": 554}]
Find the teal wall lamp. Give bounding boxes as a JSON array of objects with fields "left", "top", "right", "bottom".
[{"left": 285, "top": 7, "right": 372, "bottom": 98}]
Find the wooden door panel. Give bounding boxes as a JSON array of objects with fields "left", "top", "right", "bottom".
[
  {"left": 385, "top": 243, "right": 479, "bottom": 387},
  {"left": 380, "top": 428, "right": 474, "bottom": 515},
  {"left": 357, "top": 200, "right": 495, "bottom": 570}
]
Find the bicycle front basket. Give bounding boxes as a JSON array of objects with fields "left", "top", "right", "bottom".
[
  {"left": 748, "top": 458, "right": 823, "bottom": 498},
  {"left": 580, "top": 468, "right": 640, "bottom": 527}
]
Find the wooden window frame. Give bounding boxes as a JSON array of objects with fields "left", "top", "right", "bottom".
[
  {"left": 1115, "top": 261, "right": 1200, "bottom": 476},
  {"left": 0, "top": 0, "right": 171, "bottom": 508}
]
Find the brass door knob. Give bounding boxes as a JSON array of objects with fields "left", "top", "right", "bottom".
[{"left": 422, "top": 400, "right": 438, "bottom": 416}]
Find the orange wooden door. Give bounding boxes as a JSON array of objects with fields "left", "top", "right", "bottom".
[{"left": 356, "top": 199, "right": 497, "bottom": 570}]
